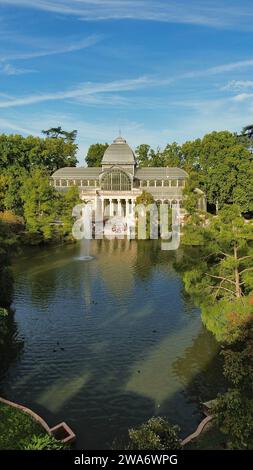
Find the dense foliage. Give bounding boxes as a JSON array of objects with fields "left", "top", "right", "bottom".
[
  {"left": 178, "top": 205, "right": 253, "bottom": 342},
  {"left": 20, "top": 434, "right": 68, "bottom": 450},
  {"left": 177, "top": 200, "right": 253, "bottom": 448},
  {"left": 0, "top": 133, "right": 77, "bottom": 173},
  {"left": 20, "top": 169, "right": 80, "bottom": 244},
  {"left": 0, "top": 402, "right": 45, "bottom": 450},
  {"left": 0, "top": 402, "right": 67, "bottom": 450},
  {"left": 213, "top": 318, "right": 253, "bottom": 449},
  {"left": 85, "top": 143, "right": 109, "bottom": 167},
  {"left": 0, "top": 129, "right": 80, "bottom": 245},
  {"left": 126, "top": 417, "right": 181, "bottom": 450}
]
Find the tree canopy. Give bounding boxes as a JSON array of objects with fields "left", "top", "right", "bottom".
[
  {"left": 0, "top": 133, "right": 78, "bottom": 173},
  {"left": 42, "top": 126, "right": 77, "bottom": 143},
  {"left": 86, "top": 143, "right": 109, "bottom": 167},
  {"left": 177, "top": 205, "right": 253, "bottom": 341},
  {"left": 213, "top": 317, "right": 253, "bottom": 449}
]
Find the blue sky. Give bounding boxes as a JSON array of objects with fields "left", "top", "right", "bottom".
[{"left": 1, "top": 1, "right": 253, "bottom": 163}]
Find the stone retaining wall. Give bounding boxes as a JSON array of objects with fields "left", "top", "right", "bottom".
[
  {"left": 181, "top": 415, "right": 213, "bottom": 446},
  {"left": 0, "top": 396, "right": 76, "bottom": 444}
]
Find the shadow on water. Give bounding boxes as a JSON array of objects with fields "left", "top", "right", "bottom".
[{"left": 0, "top": 240, "right": 224, "bottom": 449}]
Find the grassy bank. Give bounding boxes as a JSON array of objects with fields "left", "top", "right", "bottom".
[
  {"left": 0, "top": 402, "right": 67, "bottom": 450},
  {"left": 0, "top": 402, "right": 46, "bottom": 450}
]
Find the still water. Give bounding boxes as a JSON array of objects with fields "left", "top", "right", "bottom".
[{"left": 0, "top": 240, "right": 222, "bottom": 449}]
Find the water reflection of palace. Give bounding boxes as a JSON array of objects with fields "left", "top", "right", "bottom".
[{"left": 52, "top": 136, "right": 206, "bottom": 215}]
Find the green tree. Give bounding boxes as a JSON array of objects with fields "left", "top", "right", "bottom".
[
  {"left": 42, "top": 126, "right": 77, "bottom": 143},
  {"left": 213, "top": 318, "right": 253, "bottom": 449},
  {"left": 148, "top": 147, "right": 164, "bottom": 167},
  {"left": 135, "top": 144, "right": 151, "bottom": 167},
  {"left": 21, "top": 169, "right": 57, "bottom": 242},
  {"left": 242, "top": 124, "right": 253, "bottom": 140},
  {"left": 3, "top": 166, "right": 28, "bottom": 215},
  {"left": 21, "top": 170, "right": 80, "bottom": 244},
  {"left": 56, "top": 186, "right": 81, "bottom": 241},
  {"left": 0, "top": 134, "right": 78, "bottom": 173},
  {"left": 86, "top": 143, "right": 109, "bottom": 167},
  {"left": 135, "top": 190, "right": 155, "bottom": 206},
  {"left": 126, "top": 417, "right": 181, "bottom": 450},
  {"left": 183, "top": 171, "right": 205, "bottom": 215},
  {"left": 182, "top": 206, "right": 253, "bottom": 301},
  {"left": 181, "top": 138, "right": 202, "bottom": 171},
  {"left": 41, "top": 137, "right": 77, "bottom": 171},
  {"left": 0, "top": 174, "right": 8, "bottom": 212},
  {"left": 178, "top": 206, "right": 253, "bottom": 341},
  {"left": 161, "top": 142, "right": 183, "bottom": 167},
  {"left": 182, "top": 132, "right": 253, "bottom": 214}
]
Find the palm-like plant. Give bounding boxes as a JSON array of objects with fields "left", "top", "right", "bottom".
[{"left": 242, "top": 124, "right": 253, "bottom": 139}]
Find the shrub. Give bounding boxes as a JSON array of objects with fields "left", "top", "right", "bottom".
[
  {"left": 201, "top": 298, "right": 253, "bottom": 343},
  {"left": 126, "top": 417, "right": 181, "bottom": 450},
  {"left": 213, "top": 390, "right": 253, "bottom": 449},
  {"left": 0, "top": 211, "right": 24, "bottom": 233},
  {"left": 19, "top": 434, "right": 68, "bottom": 450}
]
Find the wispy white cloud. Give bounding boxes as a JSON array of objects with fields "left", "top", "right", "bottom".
[
  {"left": 0, "top": 117, "right": 35, "bottom": 134},
  {"left": 222, "top": 80, "right": 253, "bottom": 91},
  {"left": 182, "top": 59, "right": 253, "bottom": 79},
  {"left": 2, "top": 0, "right": 253, "bottom": 30},
  {"left": 0, "top": 34, "right": 103, "bottom": 62},
  {"left": 0, "top": 76, "right": 154, "bottom": 108},
  {"left": 2, "top": 93, "right": 251, "bottom": 164},
  {"left": 0, "top": 62, "right": 36, "bottom": 75},
  {"left": 2, "top": 83, "right": 253, "bottom": 164},
  {"left": 2, "top": 54, "right": 253, "bottom": 109},
  {"left": 231, "top": 93, "right": 253, "bottom": 102}
]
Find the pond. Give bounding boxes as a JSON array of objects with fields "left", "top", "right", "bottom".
[{"left": 0, "top": 240, "right": 223, "bottom": 449}]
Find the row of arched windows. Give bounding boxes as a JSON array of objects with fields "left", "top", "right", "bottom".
[{"left": 54, "top": 171, "right": 186, "bottom": 191}]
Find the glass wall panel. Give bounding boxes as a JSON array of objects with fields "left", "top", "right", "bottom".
[
  {"left": 163, "top": 179, "right": 170, "bottom": 186},
  {"left": 101, "top": 169, "right": 131, "bottom": 191}
]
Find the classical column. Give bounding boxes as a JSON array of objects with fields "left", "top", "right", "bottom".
[
  {"left": 126, "top": 198, "right": 129, "bottom": 217},
  {"left": 109, "top": 198, "right": 113, "bottom": 217},
  {"left": 101, "top": 197, "right": 104, "bottom": 218},
  {"left": 117, "top": 199, "right": 121, "bottom": 216}
]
